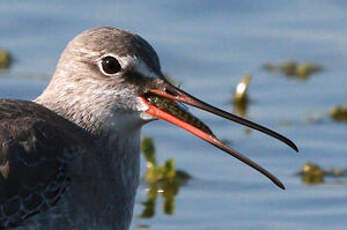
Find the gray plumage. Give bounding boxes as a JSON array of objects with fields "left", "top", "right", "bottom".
[
  {"left": 0, "top": 27, "right": 164, "bottom": 229},
  {"left": 0, "top": 25, "right": 299, "bottom": 230}
]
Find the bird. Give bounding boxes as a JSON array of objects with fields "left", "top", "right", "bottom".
[{"left": 0, "top": 27, "right": 298, "bottom": 230}]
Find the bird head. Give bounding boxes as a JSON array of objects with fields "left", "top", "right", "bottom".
[{"left": 38, "top": 27, "right": 298, "bottom": 189}]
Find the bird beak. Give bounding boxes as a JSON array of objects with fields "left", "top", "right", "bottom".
[{"left": 141, "top": 79, "right": 298, "bottom": 189}]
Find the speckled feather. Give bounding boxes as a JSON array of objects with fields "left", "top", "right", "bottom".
[
  {"left": 0, "top": 99, "right": 91, "bottom": 229},
  {"left": 0, "top": 27, "right": 162, "bottom": 230}
]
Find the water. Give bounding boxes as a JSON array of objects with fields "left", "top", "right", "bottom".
[{"left": 1, "top": 1, "right": 347, "bottom": 229}]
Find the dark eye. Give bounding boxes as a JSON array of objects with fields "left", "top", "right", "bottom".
[{"left": 101, "top": 56, "right": 121, "bottom": 75}]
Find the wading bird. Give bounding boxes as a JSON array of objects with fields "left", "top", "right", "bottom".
[{"left": 0, "top": 27, "right": 298, "bottom": 230}]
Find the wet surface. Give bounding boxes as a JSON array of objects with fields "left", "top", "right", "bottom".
[{"left": 1, "top": 1, "right": 347, "bottom": 229}]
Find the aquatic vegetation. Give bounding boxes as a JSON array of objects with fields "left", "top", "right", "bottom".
[
  {"left": 263, "top": 61, "right": 323, "bottom": 79},
  {"left": 139, "top": 136, "right": 191, "bottom": 218},
  {"left": 0, "top": 49, "right": 12, "bottom": 70},
  {"left": 280, "top": 61, "right": 297, "bottom": 76},
  {"left": 233, "top": 73, "right": 252, "bottom": 104},
  {"left": 298, "top": 162, "right": 347, "bottom": 185},
  {"left": 141, "top": 136, "right": 156, "bottom": 166},
  {"left": 296, "top": 63, "right": 323, "bottom": 78},
  {"left": 329, "top": 106, "right": 347, "bottom": 122},
  {"left": 300, "top": 162, "right": 324, "bottom": 184},
  {"left": 232, "top": 74, "right": 252, "bottom": 117}
]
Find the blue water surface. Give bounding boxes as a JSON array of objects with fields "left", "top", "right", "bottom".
[{"left": 1, "top": 1, "right": 347, "bottom": 229}]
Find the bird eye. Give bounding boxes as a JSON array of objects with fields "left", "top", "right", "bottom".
[{"left": 100, "top": 56, "right": 121, "bottom": 75}]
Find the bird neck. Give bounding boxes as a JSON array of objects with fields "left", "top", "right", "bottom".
[
  {"left": 63, "top": 129, "right": 141, "bottom": 230},
  {"left": 34, "top": 76, "right": 144, "bottom": 201},
  {"left": 34, "top": 87, "right": 102, "bottom": 135},
  {"left": 35, "top": 81, "right": 143, "bottom": 229}
]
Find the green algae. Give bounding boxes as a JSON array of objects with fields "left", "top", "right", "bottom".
[
  {"left": 0, "top": 49, "right": 12, "bottom": 70},
  {"left": 263, "top": 61, "right": 323, "bottom": 80},
  {"left": 329, "top": 106, "right": 347, "bottom": 122},
  {"left": 139, "top": 136, "right": 191, "bottom": 218}
]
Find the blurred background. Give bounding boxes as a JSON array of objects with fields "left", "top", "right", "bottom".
[{"left": 1, "top": 1, "right": 346, "bottom": 229}]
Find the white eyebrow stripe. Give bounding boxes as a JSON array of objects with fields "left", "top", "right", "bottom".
[{"left": 100, "top": 53, "right": 159, "bottom": 78}]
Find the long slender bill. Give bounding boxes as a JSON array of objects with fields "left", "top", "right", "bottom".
[
  {"left": 149, "top": 84, "right": 298, "bottom": 152},
  {"left": 140, "top": 83, "right": 297, "bottom": 189}
]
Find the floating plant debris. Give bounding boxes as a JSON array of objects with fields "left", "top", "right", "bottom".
[
  {"left": 298, "top": 162, "right": 347, "bottom": 185},
  {"left": 299, "top": 162, "right": 324, "bottom": 184},
  {"left": 296, "top": 63, "right": 323, "bottom": 78},
  {"left": 324, "top": 167, "right": 347, "bottom": 177},
  {"left": 329, "top": 106, "right": 347, "bottom": 122},
  {"left": 141, "top": 136, "right": 156, "bottom": 165},
  {"left": 233, "top": 73, "right": 252, "bottom": 104},
  {"left": 0, "top": 49, "right": 12, "bottom": 69},
  {"left": 263, "top": 61, "right": 323, "bottom": 79},
  {"left": 232, "top": 74, "right": 252, "bottom": 117},
  {"left": 139, "top": 136, "right": 191, "bottom": 218},
  {"left": 280, "top": 61, "right": 297, "bottom": 76}
]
